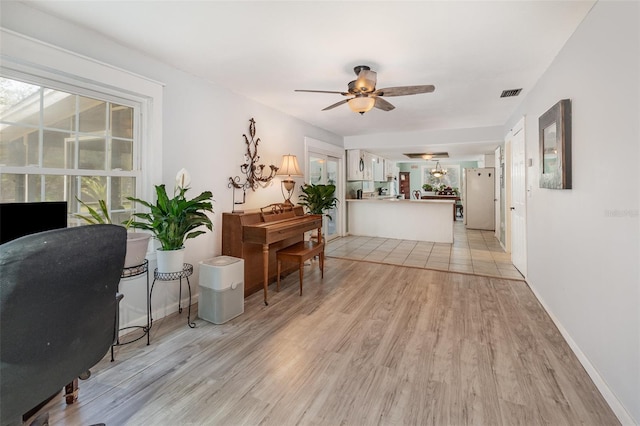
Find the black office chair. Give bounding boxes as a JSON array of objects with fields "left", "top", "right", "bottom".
[{"left": 0, "top": 224, "right": 126, "bottom": 425}]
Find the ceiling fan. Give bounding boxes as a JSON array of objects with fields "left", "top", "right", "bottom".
[{"left": 295, "top": 65, "right": 435, "bottom": 115}]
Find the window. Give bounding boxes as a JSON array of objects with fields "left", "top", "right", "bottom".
[
  {"left": 421, "top": 164, "right": 461, "bottom": 190},
  {"left": 0, "top": 76, "right": 140, "bottom": 225}
]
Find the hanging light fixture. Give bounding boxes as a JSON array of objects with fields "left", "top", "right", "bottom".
[
  {"left": 430, "top": 161, "right": 447, "bottom": 178},
  {"left": 348, "top": 96, "right": 375, "bottom": 115},
  {"left": 275, "top": 154, "right": 303, "bottom": 205}
]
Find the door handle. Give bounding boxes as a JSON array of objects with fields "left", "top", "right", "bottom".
[{"left": 510, "top": 207, "right": 515, "bottom": 210}]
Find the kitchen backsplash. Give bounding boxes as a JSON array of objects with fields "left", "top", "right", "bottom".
[{"left": 346, "top": 181, "right": 392, "bottom": 199}]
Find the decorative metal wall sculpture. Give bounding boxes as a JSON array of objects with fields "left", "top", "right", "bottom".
[{"left": 228, "top": 118, "right": 278, "bottom": 211}]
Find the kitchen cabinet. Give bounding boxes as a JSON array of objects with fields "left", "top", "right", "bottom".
[
  {"left": 348, "top": 149, "right": 388, "bottom": 182},
  {"left": 347, "top": 149, "right": 365, "bottom": 181},
  {"left": 384, "top": 160, "right": 396, "bottom": 179},
  {"left": 363, "top": 151, "right": 374, "bottom": 181},
  {"left": 372, "top": 155, "right": 385, "bottom": 182}
]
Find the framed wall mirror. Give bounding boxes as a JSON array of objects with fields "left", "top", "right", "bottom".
[{"left": 539, "top": 99, "right": 572, "bottom": 189}]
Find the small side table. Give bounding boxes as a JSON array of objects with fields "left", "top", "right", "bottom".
[
  {"left": 111, "top": 259, "right": 150, "bottom": 362},
  {"left": 150, "top": 263, "right": 195, "bottom": 329}
]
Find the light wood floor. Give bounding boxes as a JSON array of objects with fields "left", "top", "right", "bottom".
[{"left": 36, "top": 259, "right": 618, "bottom": 425}]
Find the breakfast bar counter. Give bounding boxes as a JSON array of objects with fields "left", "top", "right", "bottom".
[{"left": 346, "top": 198, "right": 454, "bottom": 243}]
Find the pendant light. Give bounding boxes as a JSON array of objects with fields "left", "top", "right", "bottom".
[{"left": 430, "top": 161, "right": 447, "bottom": 178}]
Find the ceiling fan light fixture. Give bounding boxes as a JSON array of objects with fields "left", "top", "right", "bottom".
[
  {"left": 296, "top": 65, "right": 434, "bottom": 113},
  {"left": 348, "top": 96, "right": 375, "bottom": 114},
  {"left": 355, "top": 69, "right": 377, "bottom": 93}
]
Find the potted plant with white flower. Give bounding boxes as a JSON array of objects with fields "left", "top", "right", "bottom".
[{"left": 127, "top": 169, "right": 214, "bottom": 273}]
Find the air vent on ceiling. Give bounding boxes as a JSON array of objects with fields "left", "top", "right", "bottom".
[
  {"left": 500, "top": 88, "right": 522, "bottom": 98},
  {"left": 404, "top": 152, "right": 449, "bottom": 160}
]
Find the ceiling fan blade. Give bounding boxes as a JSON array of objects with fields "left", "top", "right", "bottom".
[
  {"left": 295, "top": 89, "right": 349, "bottom": 96},
  {"left": 374, "top": 97, "right": 395, "bottom": 111},
  {"left": 374, "top": 85, "right": 435, "bottom": 97},
  {"left": 321, "top": 99, "right": 349, "bottom": 111}
]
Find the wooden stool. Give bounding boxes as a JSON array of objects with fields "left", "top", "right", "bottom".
[{"left": 276, "top": 240, "right": 325, "bottom": 295}]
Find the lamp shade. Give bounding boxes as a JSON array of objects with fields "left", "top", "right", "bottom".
[
  {"left": 348, "top": 97, "right": 375, "bottom": 114},
  {"left": 355, "top": 69, "right": 377, "bottom": 93},
  {"left": 276, "top": 154, "right": 302, "bottom": 177}
]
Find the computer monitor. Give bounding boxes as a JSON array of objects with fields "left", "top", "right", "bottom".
[{"left": 0, "top": 201, "right": 68, "bottom": 244}]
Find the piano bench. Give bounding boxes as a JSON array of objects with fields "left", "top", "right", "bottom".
[{"left": 276, "top": 240, "right": 325, "bottom": 296}]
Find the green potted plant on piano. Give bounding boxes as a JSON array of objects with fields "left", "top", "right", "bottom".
[
  {"left": 298, "top": 183, "right": 338, "bottom": 220},
  {"left": 297, "top": 183, "right": 338, "bottom": 242}
]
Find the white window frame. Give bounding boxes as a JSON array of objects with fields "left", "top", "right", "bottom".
[
  {"left": 0, "top": 29, "right": 164, "bottom": 206},
  {"left": 1, "top": 74, "right": 142, "bottom": 206}
]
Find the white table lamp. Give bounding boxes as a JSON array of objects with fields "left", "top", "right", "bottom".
[{"left": 276, "top": 154, "right": 302, "bottom": 205}]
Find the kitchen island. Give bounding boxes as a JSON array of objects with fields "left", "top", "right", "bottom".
[{"left": 346, "top": 198, "right": 455, "bottom": 243}]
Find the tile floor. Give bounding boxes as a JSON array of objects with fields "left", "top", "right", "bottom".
[{"left": 325, "top": 220, "right": 524, "bottom": 280}]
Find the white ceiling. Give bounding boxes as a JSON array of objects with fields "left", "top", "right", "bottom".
[{"left": 22, "top": 0, "right": 595, "bottom": 162}]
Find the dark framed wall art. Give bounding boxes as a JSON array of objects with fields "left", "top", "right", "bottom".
[{"left": 539, "top": 99, "right": 572, "bottom": 189}]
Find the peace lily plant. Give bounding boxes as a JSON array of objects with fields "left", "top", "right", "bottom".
[{"left": 127, "top": 169, "right": 214, "bottom": 273}]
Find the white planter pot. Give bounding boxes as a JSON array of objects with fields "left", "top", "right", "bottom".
[
  {"left": 124, "top": 232, "right": 151, "bottom": 268},
  {"left": 156, "top": 247, "right": 185, "bottom": 274}
]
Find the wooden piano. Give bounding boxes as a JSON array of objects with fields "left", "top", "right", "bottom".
[{"left": 222, "top": 204, "right": 323, "bottom": 305}]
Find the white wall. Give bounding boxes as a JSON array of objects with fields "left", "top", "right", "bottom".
[
  {"left": 159, "top": 69, "right": 342, "bottom": 264},
  {"left": 1, "top": 2, "right": 342, "bottom": 327},
  {"left": 505, "top": 2, "right": 639, "bottom": 423},
  {"left": 345, "top": 125, "right": 503, "bottom": 153}
]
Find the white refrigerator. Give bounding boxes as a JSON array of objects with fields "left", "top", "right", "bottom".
[{"left": 463, "top": 167, "right": 495, "bottom": 230}]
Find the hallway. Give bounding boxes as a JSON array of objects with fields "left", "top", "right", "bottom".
[{"left": 326, "top": 220, "right": 523, "bottom": 280}]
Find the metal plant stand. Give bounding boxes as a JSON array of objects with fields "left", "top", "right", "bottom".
[
  {"left": 111, "top": 259, "right": 150, "bottom": 362},
  {"left": 150, "top": 263, "right": 195, "bottom": 329}
]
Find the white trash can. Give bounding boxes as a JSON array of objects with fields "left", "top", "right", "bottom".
[{"left": 198, "top": 256, "right": 244, "bottom": 324}]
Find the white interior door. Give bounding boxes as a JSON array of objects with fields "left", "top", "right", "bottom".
[{"left": 509, "top": 118, "right": 527, "bottom": 277}]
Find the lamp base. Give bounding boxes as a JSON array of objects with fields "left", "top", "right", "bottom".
[{"left": 281, "top": 179, "right": 296, "bottom": 206}]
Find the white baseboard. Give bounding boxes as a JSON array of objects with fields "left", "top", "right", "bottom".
[{"left": 525, "top": 280, "right": 636, "bottom": 425}]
